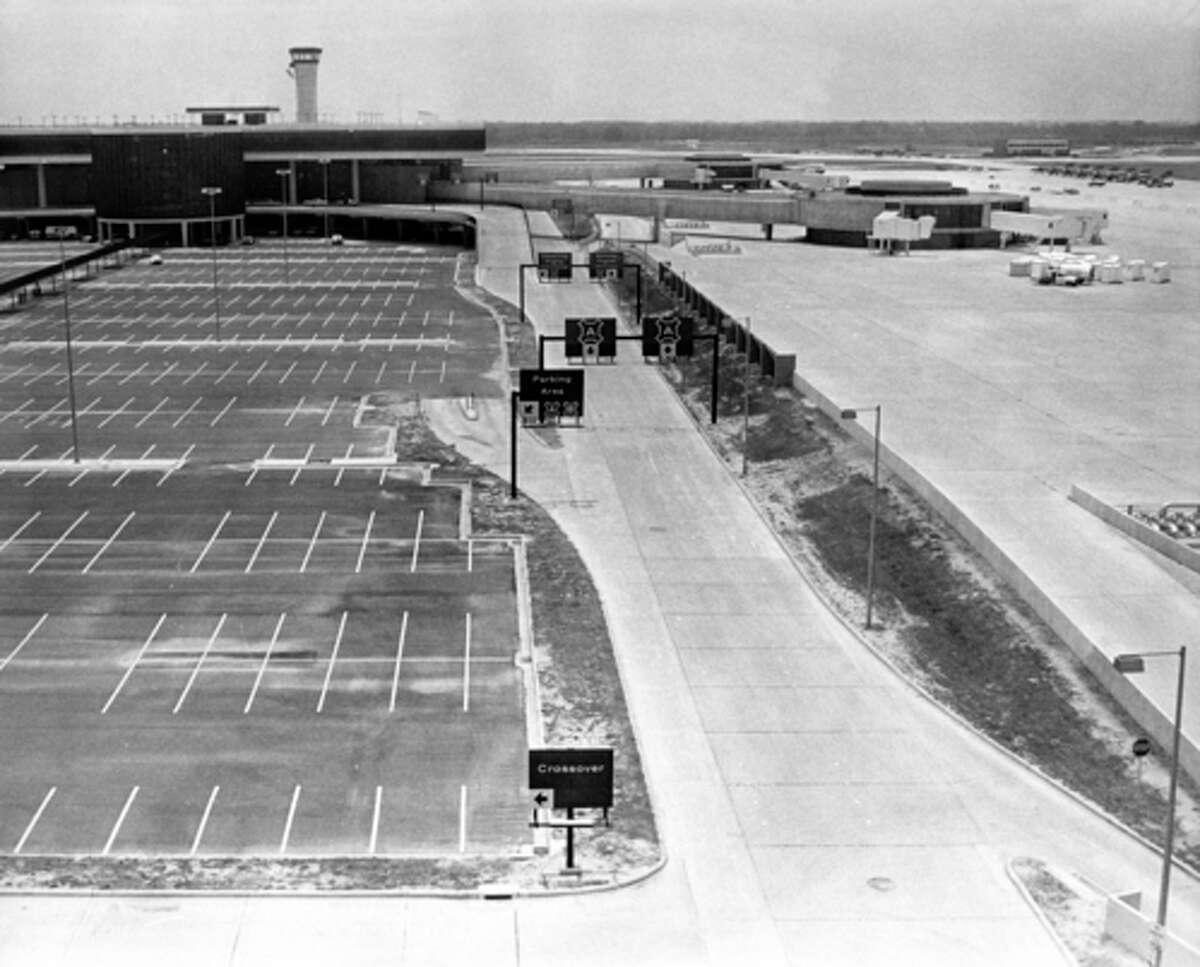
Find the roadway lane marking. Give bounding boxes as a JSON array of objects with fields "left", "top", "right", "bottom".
[
  {"left": 101, "top": 612, "right": 167, "bottom": 714},
  {"left": 0, "top": 613, "right": 49, "bottom": 672},
  {"left": 458, "top": 785, "right": 468, "bottom": 853},
  {"left": 410, "top": 509, "right": 424, "bottom": 573},
  {"left": 13, "top": 787, "right": 56, "bottom": 855},
  {"left": 315, "top": 610, "right": 348, "bottom": 713},
  {"left": 299, "top": 512, "right": 325, "bottom": 573},
  {"left": 28, "top": 511, "right": 89, "bottom": 573},
  {"left": 369, "top": 787, "right": 382, "bottom": 855},
  {"left": 103, "top": 787, "right": 140, "bottom": 855},
  {"left": 280, "top": 785, "right": 302, "bottom": 855},
  {"left": 245, "top": 511, "right": 279, "bottom": 573},
  {"left": 354, "top": 510, "right": 375, "bottom": 574},
  {"left": 210, "top": 396, "right": 237, "bottom": 426},
  {"left": 462, "top": 612, "right": 472, "bottom": 713},
  {"left": 244, "top": 612, "right": 286, "bottom": 714},
  {"left": 190, "top": 786, "right": 220, "bottom": 856},
  {"left": 172, "top": 613, "right": 228, "bottom": 714},
  {"left": 82, "top": 511, "right": 135, "bottom": 573},
  {"left": 0, "top": 511, "right": 41, "bottom": 554},
  {"left": 389, "top": 610, "right": 409, "bottom": 714}
]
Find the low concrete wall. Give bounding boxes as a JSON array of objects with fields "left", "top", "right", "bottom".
[
  {"left": 1107, "top": 892, "right": 1200, "bottom": 967},
  {"left": 785, "top": 378, "right": 1200, "bottom": 786},
  {"left": 1070, "top": 485, "right": 1200, "bottom": 577}
]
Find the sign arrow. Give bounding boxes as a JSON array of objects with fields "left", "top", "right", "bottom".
[{"left": 533, "top": 792, "right": 549, "bottom": 807}]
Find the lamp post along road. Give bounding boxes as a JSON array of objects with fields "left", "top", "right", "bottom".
[
  {"left": 840, "top": 404, "right": 882, "bottom": 629},
  {"left": 319, "top": 157, "right": 330, "bottom": 241},
  {"left": 276, "top": 169, "right": 290, "bottom": 283},
  {"left": 200, "top": 187, "right": 222, "bottom": 340},
  {"left": 1113, "top": 646, "right": 1188, "bottom": 967},
  {"left": 741, "top": 318, "right": 751, "bottom": 477}
]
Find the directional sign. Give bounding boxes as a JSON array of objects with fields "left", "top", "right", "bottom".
[
  {"left": 518, "top": 367, "right": 584, "bottom": 424},
  {"left": 564, "top": 317, "right": 617, "bottom": 361},
  {"left": 529, "top": 747, "right": 613, "bottom": 810},
  {"left": 588, "top": 249, "right": 624, "bottom": 280},
  {"left": 642, "top": 313, "right": 695, "bottom": 360},
  {"left": 537, "top": 251, "right": 573, "bottom": 282}
]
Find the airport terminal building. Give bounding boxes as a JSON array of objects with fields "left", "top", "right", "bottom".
[{"left": 0, "top": 124, "right": 486, "bottom": 245}]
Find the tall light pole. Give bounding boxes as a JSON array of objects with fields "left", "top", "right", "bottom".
[
  {"left": 1113, "top": 647, "right": 1188, "bottom": 967},
  {"left": 51, "top": 228, "right": 81, "bottom": 463},
  {"left": 200, "top": 186, "right": 222, "bottom": 340},
  {"left": 741, "top": 317, "right": 751, "bottom": 477},
  {"left": 840, "top": 404, "right": 882, "bottom": 629},
  {"left": 318, "top": 156, "right": 330, "bottom": 241},
  {"left": 275, "top": 168, "right": 290, "bottom": 284}
]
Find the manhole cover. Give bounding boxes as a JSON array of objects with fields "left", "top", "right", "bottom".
[{"left": 867, "top": 876, "right": 896, "bottom": 892}]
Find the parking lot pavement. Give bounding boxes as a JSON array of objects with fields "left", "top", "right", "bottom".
[{"left": 0, "top": 242, "right": 530, "bottom": 860}]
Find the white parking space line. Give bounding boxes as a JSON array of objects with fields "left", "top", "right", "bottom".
[
  {"left": 315, "top": 610, "right": 348, "bottom": 713},
  {"left": 84, "top": 363, "right": 119, "bottom": 386},
  {"left": 182, "top": 361, "right": 207, "bottom": 385},
  {"left": 0, "top": 511, "right": 41, "bottom": 555},
  {"left": 172, "top": 612, "right": 227, "bottom": 714},
  {"left": 298, "top": 511, "right": 325, "bottom": 573},
  {"left": 244, "top": 612, "right": 286, "bottom": 714},
  {"left": 82, "top": 511, "right": 135, "bottom": 573},
  {"left": 210, "top": 396, "right": 237, "bottom": 427},
  {"left": 172, "top": 397, "right": 202, "bottom": 427},
  {"left": 244, "top": 511, "right": 279, "bottom": 573},
  {"left": 462, "top": 612, "right": 472, "bottom": 713},
  {"left": 321, "top": 395, "right": 338, "bottom": 426},
  {"left": 278, "top": 360, "right": 298, "bottom": 385},
  {"left": 13, "top": 787, "right": 56, "bottom": 855},
  {"left": 279, "top": 785, "right": 302, "bottom": 855},
  {"left": 284, "top": 396, "right": 306, "bottom": 426},
  {"left": 410, "top": 509, "right": 424, "bottom": 573},
  {"left": 0, "top": 613, "right": 49, "bottom": 673},
  {"left": 96, "top": 397, "right": 134, "bottom": 429},
  {"left": 0, "top": 398, "right": 35, "bottom": 424},
  {"left": 355, "top": 510, "right": 375, "bottom": 574},
  {"left": 155, "top": 444, "right": 191, "bottom": 487},
  {"left": 374, "top": 361, "right": 387, "bottom": 385},
  {"left": 190, "top": 786, "right": 220, "bottom": 856},
  {"left": 458, "top": 785, "right": 468, "bottom": 853},
  {"left": 289, "top": 445, "right": 314, "bottom": 486},
  {"left": 342, "top": 360, "right": 358, "bottom": 384},
  {"left": 369, "top": 786, "right": 382, "bottom": 855},
  {"left": 118, "top": 363, "right": 146, "bottom": 386},
  {"left": 29, "top": 511, "right": 88, "bottom": 573},
  {"left": 246, "top": 360, "right": 269, "bottom": 384},
  {"left": 310, "top": 361, "right": 327, "bottom": 384},
  {"left": 389, "top": 610, "right": 409, "bottom": 714},
  {"left": 25, "top": 398, "right": 66, "bottom": 428},
  {"left": 103, "top": 787, "right": 139, "bottom": 855},
  {"left": 135, "top": 396, "right": 169, "bottom": 428},
  {"left": 149, "top": 362, "right": 177, "bottom": 386},
  {"left": 101, "top": 612, "right": 167, "bottom": 714}
]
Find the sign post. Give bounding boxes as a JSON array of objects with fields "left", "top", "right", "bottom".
[{"left": 529, "top": 747, "right": 614, "bottom": 872}]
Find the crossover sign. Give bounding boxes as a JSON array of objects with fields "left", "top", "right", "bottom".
[
  {"left": 588, "top": 250, "right": 624, "bottom": 280},
  {"left": 529, "top": 747, "right": 614, "bottom": 809}
]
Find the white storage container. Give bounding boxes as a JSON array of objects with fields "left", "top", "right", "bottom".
[
  {"left": 1125, "top": 259, "right": 1146, "bottom": 281},
  {"left": 1009, "top": 257, "right": 1033, "bottom": 277},
  {"left": 1151, "top": 261, "right": 1171, "bottom": 283}
]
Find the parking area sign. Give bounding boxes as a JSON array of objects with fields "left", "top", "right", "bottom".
[
  {"left": 588, "top": 250, "right": 624, "bottom": 280},
  {"left": 537, "top": 251, "right": 573, "bottom": 282},
  {"left": 529, "top": 747, "right": 614, "bottom": 809},
  {"left": 642, "top": 313, "right": 695, "bottom": 360},
  {"left": 518, "top": 368, "right": 585, "bottom": 424}
]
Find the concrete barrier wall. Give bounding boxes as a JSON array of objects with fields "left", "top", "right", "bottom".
[
  {"left": 1106, "top": 894, "right": 1200, "bottom": 967},
  {"left": 788, "top": 372, "right": 1200, "bottom": 786},
  {"left": 1070, "top": 485, "right": 1200, "bottom": 577}
]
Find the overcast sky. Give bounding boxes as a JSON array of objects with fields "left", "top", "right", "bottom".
[{"left": 2, "top": 0, "right": 1198, "bottom": 125}]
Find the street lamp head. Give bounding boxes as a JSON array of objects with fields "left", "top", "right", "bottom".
[
  {"left": 200, "top": 186, "right": 222, "bottom": 197},
  {"left": 1113, "top": 654, "right": 1147, "bottom": 674}
]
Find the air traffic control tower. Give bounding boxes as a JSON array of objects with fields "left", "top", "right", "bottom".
[{"left": 288, "top": 46, "right": 323, "bottom": 123}]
